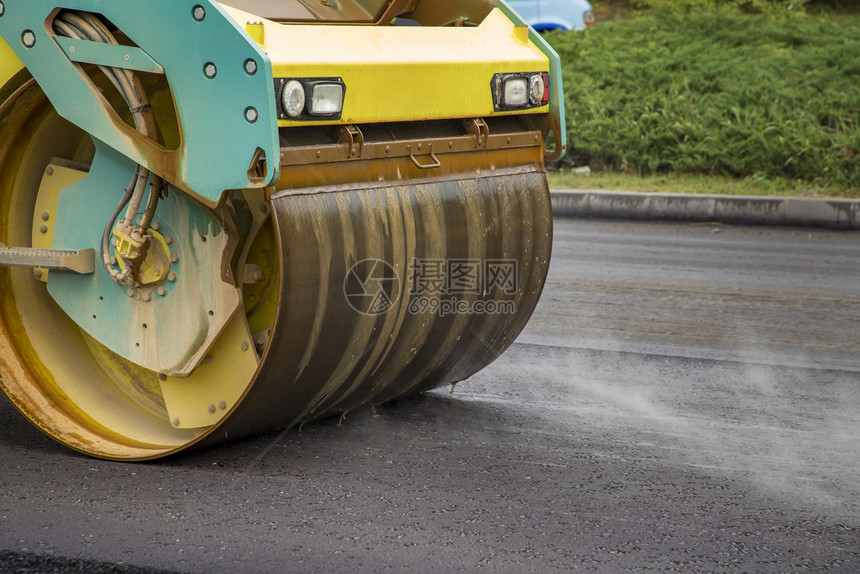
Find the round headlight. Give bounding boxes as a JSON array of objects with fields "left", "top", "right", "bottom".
[
  {"left": 529, "top": 74, "right": 545, "bottom": 106},
  {"left": 282, "top": 80, "right": 305, "bottom": 118}
]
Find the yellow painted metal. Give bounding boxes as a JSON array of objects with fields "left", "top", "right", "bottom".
[
  {"left": 159, "top": 313, "right": 259, "bottom": 429},
  {"left": 221, "top": 7, "right": 549, "bottom": 126},
  {"left": 31, "top": 161, "right": 88, "bottom": 282},
  {"left": 0, "top": 36, "right": 24, "bottom": 89}
]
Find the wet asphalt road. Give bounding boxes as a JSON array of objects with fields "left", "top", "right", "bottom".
[{"left": 1, "top": 219, "right": 859, "bottom": 573}]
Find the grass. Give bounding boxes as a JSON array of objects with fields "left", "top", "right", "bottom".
[
  {"left": 546, "top": 10, "right": 860, "bottom": 194},
  {"left": 548, "top": 169, "right": 858, "bottom": 197}
]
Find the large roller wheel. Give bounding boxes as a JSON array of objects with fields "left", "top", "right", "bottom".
[{"left": 0, "top": 77, "right": 552, "bottom": 460}]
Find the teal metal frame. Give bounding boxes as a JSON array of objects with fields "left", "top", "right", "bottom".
[{"left": 0, "top": 0, "right": 280, "bottom": 205}]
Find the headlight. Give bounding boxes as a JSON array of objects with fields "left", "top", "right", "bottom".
[
  {"left": 504, "top": 78, "right": 528, "bottom": 107},
  {"left": 310, "top": 83, "right": 345, "bottom": 115},
  {"left": 529, "top": 74, "right": 545, "bottom": 106},
  {"left": 282, "top": 80, "right": 305, "bottom": 118}
]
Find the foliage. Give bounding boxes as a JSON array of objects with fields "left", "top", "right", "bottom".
[{"left": 546, "top": 11, "right": 860, "bottom": 189}]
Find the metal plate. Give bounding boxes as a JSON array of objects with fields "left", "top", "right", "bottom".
[{"left": 47, "top": 143, "right": 242, "bottom": 377}]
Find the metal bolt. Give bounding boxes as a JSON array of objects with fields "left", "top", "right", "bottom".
[
  {"left": 218, "top": 401, "right": 227, "bottom": 410},
  {"left": 45, "top": 166, "right": 54, "bottom": 176},
  {"left": 203, "top": 62, "right": 217, "bottom": 79},
  {"left": 192, "top": 5, "right": 206, "bottom": 21},
  {"left": 164, "top": 235, "right": 173, "bottom": 244},
  {"left": 171, "top": 418, "right": 180, "bottom": 427},
  {"left": 0, "top": 3, "right": 5, "bottom": 17},
  {"left": 240, "top": 342, "right": 249, "bottom": 351},
  {"left": 244, "top": 58, "right": 258, "bottom": 75},
  {"left": 141, "top": 291, "right": 151, "bottom": 302},
  {"left": 127, "top": 288, "right": 136, "bottom": 297},
  {"left": 21, "top": 30, "right": 35, "bottom": 48},
  {"left": 171, "top": 253, "right": 179, "bottom": 263},
  {"left": 41, "top": 212, "right": 49, "bottom": 221},
  {"left": 167, "top": 271, "right": 177, "bottom": 282},
  {"left": 245, "top": 107, "right": 258, "bottom": 124},
  {"left": 157, "top": 286, "right": 167, "bottom": 297},
  {"left": 208, "top": 404, "right": 216, "bottom": 414},
  {"left": 39, "top": 225, "right": 47, "bottom": 234},
  {"left": 151, "top": 221, "right": 160, "bottom": 231}
]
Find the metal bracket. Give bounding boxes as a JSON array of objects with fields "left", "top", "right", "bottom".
[
  {"left": 465, "top": 118, "right": 490, "bottom": 149},
  {"left": 338, "top": 124, "right": 365, "bottom": 159},
  {"left": 0, "top": 243, "right": 94, "bottom": 274}
]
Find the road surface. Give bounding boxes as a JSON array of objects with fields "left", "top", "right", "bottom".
[{"left": 2, "top": 219, "right": 859, "bottom": 573}]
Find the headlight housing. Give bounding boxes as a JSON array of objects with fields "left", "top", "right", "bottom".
[
  {"left": 276, "top": 77, "right": 346, "bottom": 120},
  {"left": 492, "top": 72, "right": 550, "bottom": 111}
]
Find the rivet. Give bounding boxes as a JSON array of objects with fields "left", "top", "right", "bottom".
[
  {"left": 33, "top": 269, "right": 43, "bottom": 279},
  {"left": 124, "top": 55, "right": 130, "bottom": 61},
  {"left": 171, "top": 253, "right": 179, "bottom": 263},
  {"left": 151, "top": 221, "right": 161, "bottom": 231},
  {"left": 218, "top": 401, "right": 227, "bottom": 410},
  {"left": 69, "top": 46, "right": 75, "bottom": 53},
  {"left": 41, "top": 212, "right": 50, "bottom": 221},
  {"left": 240, "top": 342, "right": 249, "bottom": 351},
  {"left": 448, "top": 141, "right": 454, "bottom": 148},
  {"left": 316, "top": 151, "right": 321, "bottom": 159},
  {"left": 39, "top": 225, "right": 47, "bottom": 234},
  {"left": 164, "top": 235, "right": 173, "bottom": 244},
  {"left": 167, "top": 271, "right": 177, "bottom": 282},
  {"left": 127, "top": 288, "right": 136, "bottom": 297},
  {"left": 385, "top": 145, "right": 391, "bottom": 154},
  {"left": 21, "top": 30, "right": 35, "bottom": 48},
  {"left": 141, "top": 291, "right": 152, "bottom": 302},
  {"left": 45, "top": 166, "right": 54, "bottom": 176},
  {"left": 208, "top": 404, "right": 216, "bottom": 414},
  {"left": 507, "top": 137, "right": 512, "bottom": 144},
  {"left": 417, "top": 143, "right": 422, "bottom": 151},
  {"left": 157, "top": 286, "right": 167, "bottom": 297},
  {"left": 171, "top": 418, "right": 180, "bottom": 427}
]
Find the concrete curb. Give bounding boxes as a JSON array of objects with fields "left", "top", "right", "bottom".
[{"left": 550, "top": 189, "right": 860, "bottom": 230}]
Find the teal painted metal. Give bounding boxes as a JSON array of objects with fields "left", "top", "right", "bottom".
[
  {"left": 0, "top": 1, "right": 280, "bottom": 205},
  {"left": 55, "top": 36, "right": 164, "bottom": 74},
  {"left": 48, "top": 143, "right": 242, "bottom": 376},
  {"left": 496, "top": 0, "right": 567, "bottom": 156}
]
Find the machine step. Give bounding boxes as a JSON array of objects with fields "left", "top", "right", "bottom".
[{"left": 0, "top": 244, "right": 94, "bottom": 274}]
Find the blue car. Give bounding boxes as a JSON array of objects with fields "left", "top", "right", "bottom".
[{"left": 508, "top": 0, "right": 595, "bottom": 31}]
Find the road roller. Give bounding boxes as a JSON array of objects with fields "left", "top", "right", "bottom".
[{"left": 0, "top": 0, "right": 563, "bottom": 460}]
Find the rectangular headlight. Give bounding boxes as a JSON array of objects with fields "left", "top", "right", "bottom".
[
  {"left": 310, "top": 83, "right": 345, "bottom": 115},
  {"left": 503, "top": 78, "right": 528, "bottom": 106}
]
